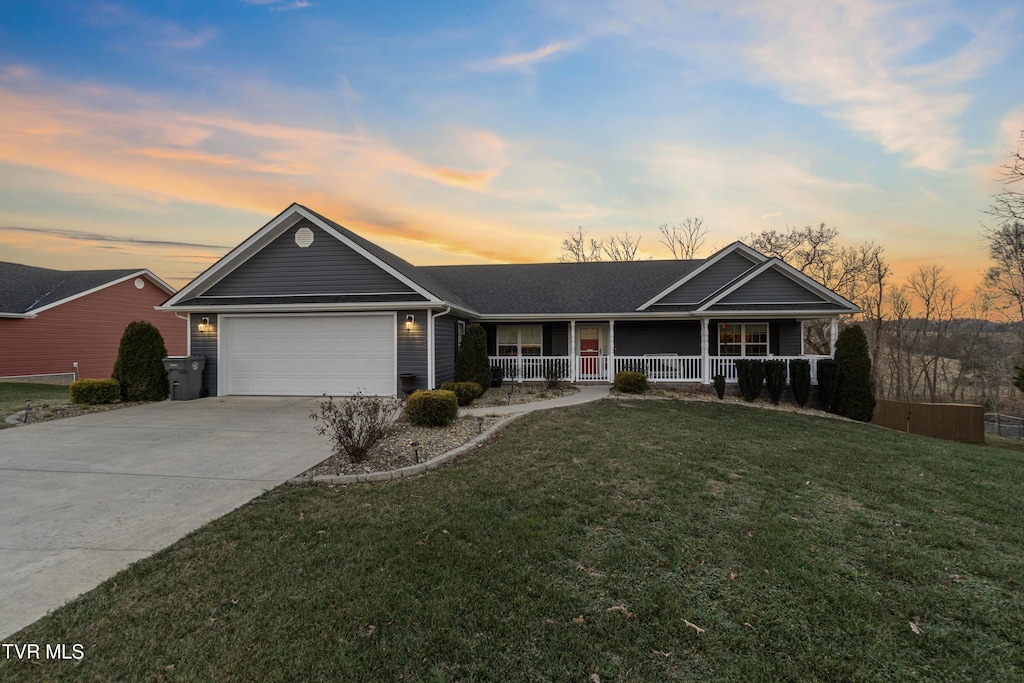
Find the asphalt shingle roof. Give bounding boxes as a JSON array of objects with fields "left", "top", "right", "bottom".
[
  {"left": 0, "top": 261, "right": 141, "bottom": 314},
  {"left": 422, "top": 260, "right": 703, "bottom": 315}
]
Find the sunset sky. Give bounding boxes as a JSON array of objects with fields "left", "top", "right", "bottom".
[{"left": 1, "top": 1, "right": 1022, "bottom": 291}]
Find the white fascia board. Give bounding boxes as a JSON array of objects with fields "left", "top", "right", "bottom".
[
  {"left": 696, "top": 259, "right": 861, "bottom": 313},
  {"left": 24, "top": 270, "right": 173, "bottom": 316},
  {"left": 156, "top": 301, "right": 446, "bottom": 313},
  {"left": 473, "top": 310, "right": 851, "bottom": 322},
  {"left": 636, "top": 242, "right": 766, "bottom": 311},
  {"left": 293, "top": 206, "right": 443, "bottom": 303},
  {"left": 162, "top": 205, "right": 304, "bottom": 307}
]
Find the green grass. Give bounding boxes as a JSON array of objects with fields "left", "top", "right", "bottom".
[
  {"left": 4, "top": 400, "right": 1024, "bottom": 681},
  {"left": 0, "top": 381, "right": 71, "bottom": 417}
]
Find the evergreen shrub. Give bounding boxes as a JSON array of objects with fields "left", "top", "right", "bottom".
[
  {"left": 69, "top": 378, "right": 121, "bottom": 405},
  {"left": 404, "top": 390, "right": 459, "bottom": 427},
  {"left": 454, "top": 324, "right": 492, "bottom": 389},
  {"left": 816, "top": 359, "right": 839, "bottom": 412},
  {"left": 713, "top": 374, "right": 726, "bottom": 399},
  {"left": 613, "top": 371, "right": 648, "bottom": 394},
  {"left": 735, "top": 359, "right": 764, "bottom": 402},
  {"left": 440, "top": 381, "right": 484, "bottom": 406},
  {"left": 490, "top": 365, "right": 505, "bottom": 388},
  {"left": 764, "top": 360, "right": 787, "bottom": 405},
  {"left": 789, "top": 359, "right": 812, "bottom": 408},
  {"left": 834, "top": 326, "right": 876, "bottom": 422},
  {"left": 111, "top": 321, "right": 169, "bottom": 401}
]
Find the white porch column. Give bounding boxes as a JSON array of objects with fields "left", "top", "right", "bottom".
[
  {"left": 830, "top": 318, "right": 839, "bottom": 357},
  {"left": 570, "top": 320, "right": 577, "bottom": 382},
  {"left": 700, "top": 318, "right": 710, "bottom": 384},
  {"left": 608, "top": 319, "right": 615, "bottom": 380}
]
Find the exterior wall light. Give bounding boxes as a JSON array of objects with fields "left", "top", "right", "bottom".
[
  {"left": 198, "top": 316, "right": 210, "bottom": 332},
  {"left": 405, "top": 314, "right": 414, "bottom": 330}
]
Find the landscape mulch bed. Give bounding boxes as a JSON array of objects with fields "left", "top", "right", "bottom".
[{"left": 7, "top": 401, "right": 145, "bottom": 426}]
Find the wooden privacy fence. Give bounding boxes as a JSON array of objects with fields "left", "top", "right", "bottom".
[{"left": 871, "top": 400, "right": 985, "bottom": 443}]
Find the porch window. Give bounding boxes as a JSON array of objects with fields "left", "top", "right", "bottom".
[
  {"left": 497, "top": 325, "right": 542, "bottom": 356},
  {"left": 719, "top": 322, "right": 768, "bottom": 356}
]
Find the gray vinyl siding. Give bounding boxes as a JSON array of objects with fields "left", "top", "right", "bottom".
[
  {"left": 397, "top": 309, "right": 428, "bottom": 395},
  {"left": 778, "top": 320, "right": 803, "bottom": 355},
  {"left": 613, "top": 321, "right": 700, "bottom": 355},
  {"left": 719, "top": 269, "right": 827, "bottom": 304},
  {"left": 189, "top": 313, "right": 219, "bottom": 397},
  {"left": 655, "top": 252, "right": 758, "bottom": 306},
  {"left": 434, "top": 316, "right": 460, "bottom": 386},
  {"left": 202, "top": 219, "right": 424, "bottom": 300}
]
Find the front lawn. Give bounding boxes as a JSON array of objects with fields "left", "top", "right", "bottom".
[
  {"left": 4, "top": 400, "right": 1023, "bottom": 681},
  {"left": 0, "top": 381, "right": 71, "bottom": 418}
]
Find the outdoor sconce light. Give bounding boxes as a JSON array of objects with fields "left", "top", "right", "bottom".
[
  {"left": 198, "top": 317, "right": 210, "bottom": 332},
  {"left": 405, "top": 314, "right": 414, "bottom": 330}
]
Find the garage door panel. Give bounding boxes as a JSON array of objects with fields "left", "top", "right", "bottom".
[{"left": 221, "top": 315, "right": 395, "bottom": 396}]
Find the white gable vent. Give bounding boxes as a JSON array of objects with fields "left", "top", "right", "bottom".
[{"left": 295, "top": 226, "right": 315, "bottom": 248}]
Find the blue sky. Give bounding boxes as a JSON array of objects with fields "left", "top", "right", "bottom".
[{"left": 0, "top": 0, "right": 1021, "bottom": 290}]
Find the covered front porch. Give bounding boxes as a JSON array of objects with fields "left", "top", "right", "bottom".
[{"left": 484, "top": 318, "right": 836, "bottom": 384}]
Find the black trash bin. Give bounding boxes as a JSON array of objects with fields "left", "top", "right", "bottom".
[{"left": 162, "top": 356, "right": 207, "bottom": 401}]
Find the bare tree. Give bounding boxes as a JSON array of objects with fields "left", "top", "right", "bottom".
[
  {"left": 659, "top": 218, "right": 709, "bottom": 259},
  {"left": 983, "top": 220, "right": 1024, "bottom": 337},
  {"left": 987, "top": 124, "right": 1024, "bottom": 224},
  {"left": 603, "top": 232, "right": 642, "bottom": 261},
  {"left": 907, "top": 265, "right": 962, "bottom": 402},
  {"left": 559, "top": 226, "right": 603, "bottom": 263}
]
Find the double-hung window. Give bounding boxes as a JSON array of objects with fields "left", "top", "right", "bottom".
[
  {"left": 718, "top": 322, "right": 769, "bottom": 356},
  {"left": 497, "top": 325, "right": 542, "bottom": 356}
]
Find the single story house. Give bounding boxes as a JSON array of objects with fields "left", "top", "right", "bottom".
[
  {"left": 0, "top": 262, "right": 187, "bottom": 381},
  {"left": 159, "top": 203, "right": 860, "bottom": 397}
]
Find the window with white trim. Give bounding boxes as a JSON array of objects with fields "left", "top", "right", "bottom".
[
  {"left": 718, "top": 322, "right": 769, "bottom": 356},
  {"left": 497, "top": 325, "right": 542, "bottom": 356},
  {"left": 457, "top": 320, "right": 467, "bottom": 349}
]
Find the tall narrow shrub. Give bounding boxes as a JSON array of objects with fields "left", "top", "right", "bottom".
[
  {"left": 454, "top": 323, "right": 491, "bottom": 389},
  {"left": 789, "top": 358, "right": 812, "bottom": 408},
  {"left": 735, "top": 359, "right": 764, "bottom": 402},
  {"left": 764, "top": 360, "right": 787, "bottom": 405},
  {"left": 834, "top": 325, "right": 876, "bottom": 422},
  {"left": 816, "top": 358, "right": 839, "bottom": 413},
  {"left": 112, "top": 321, "right": 169, "bottom": 401}
]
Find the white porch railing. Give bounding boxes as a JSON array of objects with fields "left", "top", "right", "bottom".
[{"left": 489, "top": 355, "right": 830, "bottom": 383}]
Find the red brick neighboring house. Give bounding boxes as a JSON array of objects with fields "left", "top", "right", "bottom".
[{"left": 0, "top": 261, "right": 187, "bottom": 380}]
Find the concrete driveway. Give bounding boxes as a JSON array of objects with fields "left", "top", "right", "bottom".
[{"left": 0, "top": 396, "right": 332, "bottom": 639}]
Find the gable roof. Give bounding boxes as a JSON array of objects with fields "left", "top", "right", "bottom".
[
  {"left": 0, "top": 261, "right": 174, "bottom": 318},
  {"left": 162, "top": 204, "right": 474, "bottom": 313},
  {"left": 695, "top": 258, "right": 860, "bottom": 313}
]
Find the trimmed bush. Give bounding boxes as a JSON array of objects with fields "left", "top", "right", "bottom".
[
  {"left": 69, "top": 378, "right": 121, "bottom": 405},
  {"left": 735, "top": 359, "right": 764, "bottom": 402},
  {"left": 834, "top": 325, "right": 876, "bottom": 422},
  {"left": 490, "top": 365, "right": 505, "bottom": 388},
  {"left": 712, "top": 374, "right": 726, "bottom": 399},
  {"left": 440, "top": 381, "right": 484, "bottom": 406},
  {"left": 404, "top": 390, "right": 459, "bottom": 427},
  {"left": 764, "top": 360, "right": 787, "bottom": 405},
  {"left": 789, "top": 359, "right": 812, "bottom": 408},
  {"left": 816, "top": 359, "right": 839, "bottom": 413},
  {"left": 112, "top": 321, "right": 169, "bottom": 401},
  {"left": 454, "top": 324, "right": 492, "bottom": 389},
  {"left": 309, "top": 394, "right": 402, "bottom": 463},
  {"left": 614, "top": 371, "right": 648, "bottom": 394}
]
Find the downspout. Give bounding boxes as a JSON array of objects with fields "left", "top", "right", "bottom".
[
  {"left": 428, "top": 307, "right": 451, "bottom": 389},
  {"left": 174, "top": 312, "right": 190, "bottom": 356}
]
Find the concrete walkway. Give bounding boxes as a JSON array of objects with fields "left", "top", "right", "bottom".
[{"left": 461, "top": 384, "right": 610, "bottom": 417}]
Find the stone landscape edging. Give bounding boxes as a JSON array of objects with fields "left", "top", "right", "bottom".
[{"left": 286, "top": 412, "right": 528, "bottom": 486}]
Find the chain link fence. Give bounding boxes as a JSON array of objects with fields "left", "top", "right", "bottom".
[{"left": 985, "top": 413, "right": 1024, "bottom": 439}]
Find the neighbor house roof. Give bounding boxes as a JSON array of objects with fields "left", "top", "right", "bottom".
[{"left": 0, "top": 262, "right": 174, "bottom": 317}]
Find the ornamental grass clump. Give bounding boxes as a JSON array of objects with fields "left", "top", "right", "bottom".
[
  {"left": 404, "top": 390, "right": 459, "bottom": 427},
  {"left": 309, "top": 394, "right": 403, "bottom": 463}
]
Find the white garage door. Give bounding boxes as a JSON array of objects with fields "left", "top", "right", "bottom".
[{"left": 220, "top": 314, "right": 395, "bottom": 396}]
